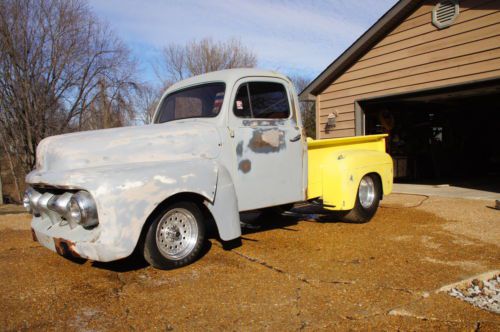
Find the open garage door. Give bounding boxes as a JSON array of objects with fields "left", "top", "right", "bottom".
[{"left": 360, "top": 79, "right": 500, "bottom": 191}]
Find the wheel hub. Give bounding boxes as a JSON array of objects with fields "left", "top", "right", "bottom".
[
  {"left": 358, "top": 176, "right": 376, "bottom": 209},
  {"left": 165, "top": 226, "right": 180, "bottom": 241},
  {"left": 156, "top": 208, "right": 198, "bottom": 260}
]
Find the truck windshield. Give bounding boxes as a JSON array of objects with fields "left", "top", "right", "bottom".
[{"left": 156, "top": 83, "right": 226, "bottom": 123}]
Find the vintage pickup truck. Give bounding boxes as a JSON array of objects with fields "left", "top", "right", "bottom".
[{"left": 24, "top": 69, "right": 392, "bottom": 269}]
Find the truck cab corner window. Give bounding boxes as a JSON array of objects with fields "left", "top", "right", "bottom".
[{"left": 233, "top": 83, "right": 252, "bottom": 118}]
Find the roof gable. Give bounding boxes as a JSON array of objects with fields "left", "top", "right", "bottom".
[{"left": 299, "top": 0, "right": 424, "bottom": 101}]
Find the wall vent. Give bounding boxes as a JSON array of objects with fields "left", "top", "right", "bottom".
[{"left": 432, "top": 0, "right": 460, "bottom": 29}]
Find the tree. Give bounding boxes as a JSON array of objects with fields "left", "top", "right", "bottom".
[
  {"left": 288, "top": 74, "right": 315, "bottom": 138},
  {"left": 80, "top": 78, "right": 138, "bottom": 130},
  {"left": 155, "top": 37, "right": 257, "bottom": 88},
  {"left": 0, "top": 0, "right": 136, "bottom": 201},
  {"left": 135, "top": 83, "right": 162, "bottom": 125},
  {"left": 0, "top": 160, "right": 3, "bottom": 204}
]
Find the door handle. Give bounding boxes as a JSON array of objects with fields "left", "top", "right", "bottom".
[{"left": 290, "top": 134, "right": 301, "bottom": 142}]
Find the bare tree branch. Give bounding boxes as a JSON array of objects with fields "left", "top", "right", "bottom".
[
  {"left": 0, "top": 0, "right": 137, "bottom": 199},
  {"left": 155, "top": 37, "right": 257, "bottom": 88}
]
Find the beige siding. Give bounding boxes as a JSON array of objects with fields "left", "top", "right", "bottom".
[{"left": 317, "top": 0, "right": 500, "bottom": 138}]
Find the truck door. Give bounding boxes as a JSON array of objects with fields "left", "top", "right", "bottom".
[{"left": 228, "top": 77, "right": 305, "bottom": 211}]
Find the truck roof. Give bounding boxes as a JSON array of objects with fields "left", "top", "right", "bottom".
[{"left": 164, "top": 68, "right": 292, "bottom": 96}]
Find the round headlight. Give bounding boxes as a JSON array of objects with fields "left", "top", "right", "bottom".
[
  {"left": 68, "top": 191, "right": 98, "bottom": 228},
  {"left": 23, "top": 187, "right": 42, "bottom": 215},
  {"left": 23, "top": 190, "right": 32, "bottom": 213},
  {"left": 69, "top": 198, "right": 82, "bottom": 224}
]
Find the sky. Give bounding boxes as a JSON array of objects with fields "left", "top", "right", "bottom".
[{"left": 88, "top": 0, "right": 398, "bottom": 85}]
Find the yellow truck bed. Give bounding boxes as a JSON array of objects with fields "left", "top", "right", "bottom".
[{"left": 307, "top": 134, "right": 393, "bottom": 211}]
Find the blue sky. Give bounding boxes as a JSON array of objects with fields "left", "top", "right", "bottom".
[{"left": 88, "top": 0, "right": 398, "bottom": 84}]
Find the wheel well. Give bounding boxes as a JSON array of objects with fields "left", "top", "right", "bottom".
[
  {"left": 133, "top": 192, "right": 219, "bottom": 255},
  {"left": 366, "top": 172, "right": 383, "bottom": 199}
]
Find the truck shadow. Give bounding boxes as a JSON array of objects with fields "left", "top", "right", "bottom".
[
  {"left": 90, "top": 214, "right": 223, "bottom": 273},
  {"left": 91, "top": 251, "right": 149, "bottom": 272},
  {"left": 239, "top": 205, "right": 351, "bottom": 236},
  {"left": 90, "top": 242, "right": 213, "bottom": 273},
  {"left": 289, "top": 204, "right": 351, "bottom": 223},
  {"left": 240, "top": 213, "right": 299, "bottom": 236}
]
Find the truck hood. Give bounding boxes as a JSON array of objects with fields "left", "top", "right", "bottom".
[{"left": 34, "top": 121, "right": 221, "bottom": 172}]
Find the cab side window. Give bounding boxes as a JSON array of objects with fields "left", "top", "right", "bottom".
[{"left": 233, "top": 82, "right": 290, "bottom": 119}]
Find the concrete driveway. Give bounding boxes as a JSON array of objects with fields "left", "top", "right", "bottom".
[{"left": 1, "top": 194, "right": 499, "bottom": 330}]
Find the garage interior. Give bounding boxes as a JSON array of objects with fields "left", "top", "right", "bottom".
[{"left": 361, "top": 78, "right": 500, "bottom": 192}]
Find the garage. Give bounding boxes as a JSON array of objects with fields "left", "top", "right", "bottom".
[
  {"left": 362, "top": 79, "right": 500, "bottom": 184},
  {"left": 300, "top": 0, "right": 500, "bottom": 187}
]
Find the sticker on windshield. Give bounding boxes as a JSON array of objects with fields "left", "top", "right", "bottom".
[{"left": 236, "top": 100, "right": 243, "bottom": 110}]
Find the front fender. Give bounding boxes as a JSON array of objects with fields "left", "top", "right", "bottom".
[
  {"left": 27, "top": 160, "right": 219, "bottom": 261},
  {"left": 204, "top": 165, "right": 241, "bottom": 241}
]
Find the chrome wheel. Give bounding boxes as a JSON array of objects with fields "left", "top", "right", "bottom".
[
  {"left": 358, "top": 175, "right": 376, "bottom": 209},
  {"left": 156, "top": 208, "right": 198, "bottom": 260}
]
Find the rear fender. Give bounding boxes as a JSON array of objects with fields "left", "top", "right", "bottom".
[{"left": 321, "top": 150, "right": 393, "bottom": 211}]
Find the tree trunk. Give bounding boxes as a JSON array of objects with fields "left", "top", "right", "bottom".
[
  {"left": 0, "top": 166, "right": 3, "bottom": 204},
  {"left": 0, "top": 136, "right": 22, "bottom": 203}
]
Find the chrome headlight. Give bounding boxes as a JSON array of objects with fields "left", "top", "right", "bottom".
[
  {"left": 47, "top": 192, "right": 73, "bottom": 217},
  {"left": 23, "top": 187, "right": 42, "bottom": 214},
  {"left": 68, "top": 191, "right": 98, "bottom": 228},
  {"left": 23, "top": 190, "right": 31, "bottom": 212}
]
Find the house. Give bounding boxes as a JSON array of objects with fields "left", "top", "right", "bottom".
[{"left": 300, "top": 0, "right": 500, "bottom": 181}]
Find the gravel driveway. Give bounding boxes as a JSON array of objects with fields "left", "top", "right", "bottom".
[{"left": 1, "top": 194, "right": 499, "bottom": 330}]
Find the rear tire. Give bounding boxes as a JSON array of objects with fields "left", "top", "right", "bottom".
[
  {"left": 341, "top": 174, "right": 381, "bottom": 223},
  {"left": 143, "top": 202, "right": 205, "bottom": 270}
]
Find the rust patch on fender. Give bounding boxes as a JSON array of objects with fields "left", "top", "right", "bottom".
[
  {"left": 236, "top": 141, "right": 243, "bottom": 157},
  {"left": 248, "top": 129, "right": 285, "bottom": 154},
  {"left": 238, "top": 159, "right": 252, "bottom": 173},
  {"left": 54, "top": 238, "right": 82, "bottom": 258}
]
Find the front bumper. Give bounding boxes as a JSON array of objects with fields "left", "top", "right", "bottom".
[
  {"left": 31, "top": 215, "right": 100, "bottom": 260},
  {"left": 31, "top": 214, "right": 132, "bottom": 262}
]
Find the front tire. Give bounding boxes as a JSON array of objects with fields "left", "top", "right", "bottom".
[
  {"left": 342, "top": 174, "right": 381, "bottom": 223},
  {"left": 143, "top": 202, "right": 205, "bottom": 269}
]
